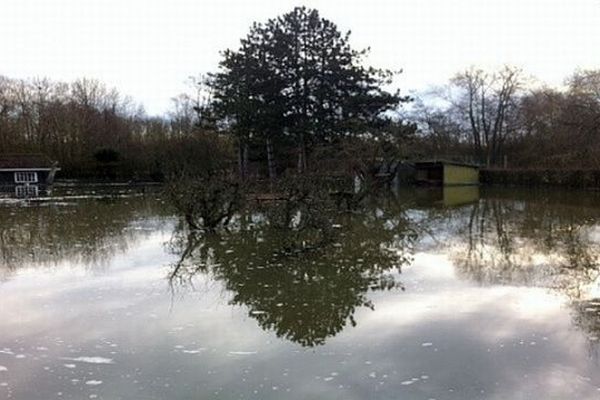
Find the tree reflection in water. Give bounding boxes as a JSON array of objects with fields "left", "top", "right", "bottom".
[
  {"left": 0, "top": 195, "right": 169, "bottom": 277},
  {"left": 444, "top": 188, "right": 600, "bottom": 343},
  {"left": 168, "top": 201, "right": 417, "bottom": 347},
  {"left": 4, "top": 187, "right": 600, "bottom": 350}
]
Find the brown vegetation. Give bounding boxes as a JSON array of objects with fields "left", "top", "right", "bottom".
[
  {"left": 0, "top": 76, "right": 211, "bottom": 180},
  {"left": 414, "top": 68, "right": 600, "bottom": 170}
]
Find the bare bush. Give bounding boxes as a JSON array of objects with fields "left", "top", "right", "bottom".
[
  {"left": 163, "top": 133, "right": 245, "bottom": 232},
  {"left": 258, "top": 174, "right": 338, "bottom": 253}
]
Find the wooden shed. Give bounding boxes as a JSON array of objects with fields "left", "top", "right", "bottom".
[
  {"left": 414, "top": 161, "right": 479, "bottom": 186},
  {"left": 0, "top": 154, "right": 60, "bottom": 186}
]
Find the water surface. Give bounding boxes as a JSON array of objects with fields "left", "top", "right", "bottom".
[{"left": 1, "top": 187, "right": 600, "bottom": 399}]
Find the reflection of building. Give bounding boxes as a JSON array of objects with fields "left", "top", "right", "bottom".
[
  {"left": 415, "top": 161, "right": 479, "bottom": 186},
  {"left": 443, "top": 186, "right": 480, "bottom": 206},
  {"left": 0, "top": 154, "right": 59, "bottom": 198},
  {"left": 407, "top": 186, "right": 480, "bottom": 208},
  {"left": 14, "top": 185, "right": 40, "bottom": 198}
]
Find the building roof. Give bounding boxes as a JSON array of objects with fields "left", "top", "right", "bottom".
[
  {"left": 0, "top": 154, "right": 56, "bottom": 170},
  {"left": 414, "top": 160, "right": 480, "bottom": 169}
]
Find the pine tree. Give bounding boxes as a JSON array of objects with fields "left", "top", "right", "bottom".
[{"left": 210, "top": 7, "right": 408, "bottom": 177}]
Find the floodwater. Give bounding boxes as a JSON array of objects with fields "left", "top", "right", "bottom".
[{"left": 1, "top": 186, "right": 600, "bottom": 399}]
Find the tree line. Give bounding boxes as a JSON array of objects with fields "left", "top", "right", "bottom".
[
  {"left": 1, "top": 7, "right": 599, "bottom": 181},
  {"left": 412, "top": 67, "right": 600, "bottom": 169},
  {"left": 0, "top": 76, "right": 168, "bottom": 179}
]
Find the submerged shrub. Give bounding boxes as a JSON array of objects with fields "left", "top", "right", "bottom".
[
  {"left": 164, "top": 133, "right": 244, "bottom": 232},
  {"left": 259, "top": 174, "right": 338, "bottom": 253},
  {"left": 166, "top": 172, "right": 244, "bottom": 231}
]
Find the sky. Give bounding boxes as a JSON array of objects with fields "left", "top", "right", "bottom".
[{"left": 1, "top": 0, "right": 599, "bottom": 115}]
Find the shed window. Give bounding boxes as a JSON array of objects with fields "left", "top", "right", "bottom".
[{"left": 14, "top": 171, "right": 38, "bottom": 183}]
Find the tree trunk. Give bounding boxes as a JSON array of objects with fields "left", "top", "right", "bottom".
[
  {"left": 297, "top": 135, "right": 307, "bottom": 174},
  {"left": 297, "top": 146, "right": 303, "bottom": 173},
  {"left": 302, "top": 142, "right": 307, "bottom": 172},
  {"left": 237, "top": 141, "right": 244, "bottom": 180},
  {"left": 266, "top": 137, "right": 276, "bottom": 181},
  {"left": 243, "top": 144, "right": 248, "bottom": 179},
  {"left": 238, "top": 141, "right": 249, "bottom": 180}
]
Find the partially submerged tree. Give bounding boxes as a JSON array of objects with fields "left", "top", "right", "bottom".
[
  {"left": 260, "top": 173, "right": 338, "bottom": 252},
  {"left": 164, "top": 133, "right": 244, "bottom": 232}
]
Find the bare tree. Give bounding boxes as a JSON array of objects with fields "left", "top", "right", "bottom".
[{"left": 449, "top": 66, "right": 524, "bottom": 166}]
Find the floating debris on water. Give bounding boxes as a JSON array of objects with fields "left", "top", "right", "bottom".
[
  {"left": 61, "top": 357, "right": 114, "bottom": 364},
  {"left": 182, "top": 348, "right": 206, "bottom": 354}
]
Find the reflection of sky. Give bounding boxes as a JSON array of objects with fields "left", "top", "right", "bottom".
[{"left": 2, "top": 227, "right": 600, "bottom": 399}]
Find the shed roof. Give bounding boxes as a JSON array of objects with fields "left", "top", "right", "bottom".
[
  {"left": 414, "top": 160, "right": 480, "bottom": 169},
  {"left": 0, "top": 154, "right": 56, "bottom": 170}
]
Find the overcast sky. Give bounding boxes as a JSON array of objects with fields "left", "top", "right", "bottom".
[{"left": 1, "top": 0, "right": 599, "bottom": 115}]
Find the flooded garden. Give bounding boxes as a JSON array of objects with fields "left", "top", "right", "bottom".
[{"left": 1, "top": 186, "right": 600, "bottom": 399}]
